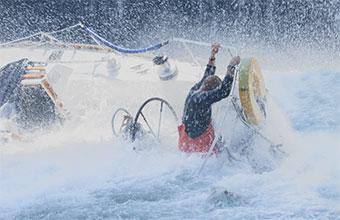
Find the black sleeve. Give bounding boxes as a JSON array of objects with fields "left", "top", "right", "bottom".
[
  {"left": 190, "top": 65, "right": 216, "bottom": 92},
  {"left": 192, "top": 74, "right": 234, "bottom": 106}
]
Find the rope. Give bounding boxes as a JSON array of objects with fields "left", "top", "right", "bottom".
[
  {"left": 157, "top": 102, "right": 164, "bottom": 139},
  {"left": 83, "top": 26, "right": 169, "bottom": 54},
  {"left": 0, "top": 23, "right": 82, "bottom": 47},
  {"left": 0, "top": 32, "right": 44, "bottom": 46},
  {"left": 140, "top": 112, "right": 157, "bottom": 139},
  {"left": 172, "top": 37, "right": 237, "bottom": 57},
  {"left": 231, "top": 98, "right": 284, "bottom": 154},
  {"left": 48, "top": 23, "right": 83, "bottom": 35},
  {"left": 197, "top": 66, "right": 239, "bottom": 175}
]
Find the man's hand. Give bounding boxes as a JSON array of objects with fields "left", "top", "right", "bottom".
[
  {"left": 226, "top": 56, "right": 241, "bottom": 76},
  {"left": 211, "top": 43, "right": 220, "bottom": 57},
  {"left": 208, "top": 43, "right": 220, "bottom": 66},
  {"left": 229, "top": 56, "right": 240, "bottom": 66}
]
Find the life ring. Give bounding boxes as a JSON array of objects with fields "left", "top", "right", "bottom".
[{"left": 238, "top": 57, "right": 266, "bottom": 125}]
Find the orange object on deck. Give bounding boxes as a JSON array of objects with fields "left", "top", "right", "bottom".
[
  {"left": 40, "top": 80, "right": 63, "bottom": 109},
  {"left": 22, "top": 73, "right": 46, "bottom": 79},
  {"left": 25, "top": 66, "right": 46, "bottom": 71}
]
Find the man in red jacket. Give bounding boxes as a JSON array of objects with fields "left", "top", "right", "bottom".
[{"left": 178, "top": 43, "right": 240, "bottom": 153}]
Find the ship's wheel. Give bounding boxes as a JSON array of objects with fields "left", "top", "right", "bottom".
[
  {"left": 111, "top": 107, "right": 133, "bottom": 138},
  {"left": 130, "top": 97, "right": 179, "bottom": 149}
]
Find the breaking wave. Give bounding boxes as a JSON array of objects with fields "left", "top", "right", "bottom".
[{"left": 0, "top": 1, "right": 340, "bottom": 219}]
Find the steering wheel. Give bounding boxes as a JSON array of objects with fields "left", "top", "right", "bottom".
[
  {"left": 130, "top": 97, "right": 179, "bottom": 148},
  {"left": 111, "top": 108, "right": 132, "bottom": 137}
]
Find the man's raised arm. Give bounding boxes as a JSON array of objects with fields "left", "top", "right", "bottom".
[
  {"left": 195, "top": 56, "right": 241, "bottom": 105},
  {"left": 191, "top": 43, "right": 220, "bottom": 91}
]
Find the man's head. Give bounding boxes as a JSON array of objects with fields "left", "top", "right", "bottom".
[{"left": 202, "top": 75, "right": 222, "bottom": 91}]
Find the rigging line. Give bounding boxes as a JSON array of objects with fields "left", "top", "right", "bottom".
[
  {"left": 231, "top": 98, "right": 282, "bottom": 148},
  {"left": 219, "top": 67, "right": 242, "bottom": 161},
  {"left": 39, "top": 33, "right": 62, "bottom": 44},
  {"left": 182, "top": 41, "right": 203, "bottom": 72},
  {"left": 89, "top": 34, "right": 104, "bottom": 47},
  {"left": 0, "top": 32, "right": 44, "bottom": 46},
  {"left": 83, "top": 26, "right": 169, "bottom": 54},
  {"left": 157, "top": 101, "right": 164, "bottom": 140},
  {"left": 48, "top": 23, "right": 83, "bottom": 35},
  {"left": 172, "top": 37, "right": 237, "bottom": 57},
  {"left": 197, "top": 66, "right": 240, "bottom": 175},
  {"left": 0, "top": 23, "right": 82, "bottom": 47},
  {"left": 140, "top": 112, "right": 157, "bottom": 139},
  {"left": 221, "top": 112, "right": 242, "bottom": 163}
]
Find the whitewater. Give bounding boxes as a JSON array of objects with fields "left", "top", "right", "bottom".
[{"left": 0, "top": 43, "right": 339, "bottom": 220}]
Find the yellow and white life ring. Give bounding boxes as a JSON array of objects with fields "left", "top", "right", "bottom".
[{"left": 238, "top": 57, "right": 266, "bottom": 125}]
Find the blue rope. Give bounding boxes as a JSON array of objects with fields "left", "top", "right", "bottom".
[{"left": 84, "top": 27, "right": 169, "bottom": 54}]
